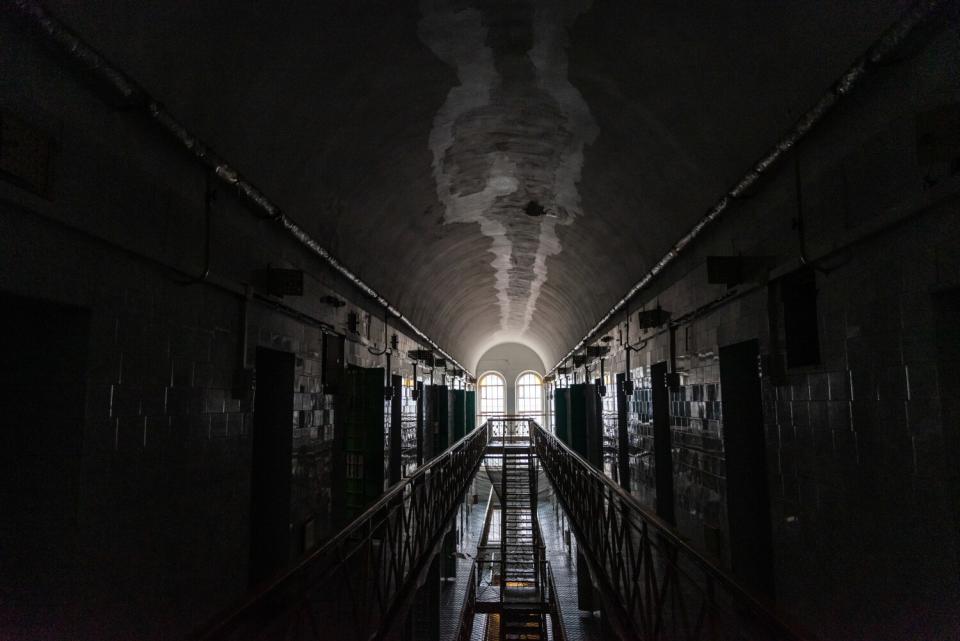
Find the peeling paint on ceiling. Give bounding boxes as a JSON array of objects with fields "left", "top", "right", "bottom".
[
  {"left": 37, "top": 0, "right": 908, "bottom": 371},
  {"left": 419, "top": 0, "right": 597, "bottom": 352}
]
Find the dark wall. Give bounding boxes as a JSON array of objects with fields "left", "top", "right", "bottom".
[
  {"left": 0, "top": 18, "right": 466, "bottom": 640},
  {"left": 545, "top": 24, "right": 960, "bottom": 641}
]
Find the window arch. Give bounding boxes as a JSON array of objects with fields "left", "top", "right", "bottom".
[
  {"left": 515, "top": 371, "right": 544, "bottom": 423},
  {"left": 478, "top": 372, "right": 506, "bottom": 421}
]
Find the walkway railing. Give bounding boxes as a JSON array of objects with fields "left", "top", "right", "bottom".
[
  {"left": 194, "top": 423, "right": 489, "bottom": 641},
  {"left": 454, "top": 563, "right": 478, "bottom": 641},
  {"left": 533, "top": 423, "right": 812, "bottom": 641},
  {"left": 545, "top": 562, "right": 568, "bottom": 641},
  {"left": 487, "top": 416, "right": 533, "bottom": 444}
]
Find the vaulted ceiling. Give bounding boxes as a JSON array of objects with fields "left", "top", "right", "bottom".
[{"left": 46, "top": 0, "right": 904, "bottom": 371}]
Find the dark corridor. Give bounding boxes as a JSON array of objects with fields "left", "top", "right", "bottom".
[{"left": 3, "top": 1, "right": 960, "bottom": 639}]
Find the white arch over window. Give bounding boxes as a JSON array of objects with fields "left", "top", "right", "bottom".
[
  {"left": 478, "top": 371, "right": 506, "bottom": 421},
  {"left": 515, "top": 371, "right": 544, "bottom": 423}
]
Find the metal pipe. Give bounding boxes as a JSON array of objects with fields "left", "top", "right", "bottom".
[
  {"left": 10, "top": 0, "right": 471, "bottom": 375},
  {"left": 547, "top": 0, "right": 948, "bottom": 375}
]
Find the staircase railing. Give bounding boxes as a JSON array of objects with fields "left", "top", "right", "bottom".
[
  {"left": 545, "top": 561, "right": 567, "bottom": 641},
  {"left": 193, "top": 423, "right": 488, "bottom": 641},
  {"left": 455, "top": 562, "right": 478, "bottom": 641},
  {"left": 533, "top": 423, "right": 813, "bottom": 641},
  {"left": 487, "top": 415, "right": 532, "bottom": 444}
]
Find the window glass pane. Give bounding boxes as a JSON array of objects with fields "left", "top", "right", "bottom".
[
  {"left": 478, "top": 373, "right": 505, "bottom": 421},
  {"left": 515, "top": 372, "right": 543, "bottom": 423}
]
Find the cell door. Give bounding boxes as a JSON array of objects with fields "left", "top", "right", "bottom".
[
  {"left": 249, "top": 347, "right": 295, "bottom": 586},
  {"left": 719, "top": 339, "right": 774, "bottom": 598}
]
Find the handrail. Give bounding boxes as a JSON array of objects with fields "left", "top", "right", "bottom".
[
  {"left": 537, "top": 424, "right": 697, "bottom": 555},
  {"left": 533, "top": 422, "right": 815, "bottom": 641},
  {"left": 487, "top": 416, "right": 533, "bottom": 444},
  {"left": 545, "top": 562, "right": 567, "bottom": 641},
  {"left": 193, "top": 423, "right": 489, "bottom": 641},
  {"left": 455, "top": 563, "right": 478, "bottom": 641}
]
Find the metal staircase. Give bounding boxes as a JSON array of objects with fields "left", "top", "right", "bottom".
[
  {"left": 499, "top": 444, "right": 546, "bottom": 640},
  {"left": 500, "top": 611, "right": 545, "bottom": 641}
]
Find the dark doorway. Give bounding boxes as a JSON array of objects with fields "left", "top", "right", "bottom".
[
  {"left": 568, "top": 383, "right": 601, "bottom": 468},
  {"left": 719, "top": 339, "right": 774, "bottom": 598},
  {"left": 249, "top": 347, "right": 295, "bottom": 586},
  {"left": 0, "top": 292, "right": 89, "bottom": 635},
  {"left": 935, "top": 288, "right": 960, "bottom": 577},
  {"left": 651, "top": 361, "right": 675, "bottom": 525}
]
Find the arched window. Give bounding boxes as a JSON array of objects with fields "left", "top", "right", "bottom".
[
  {"left": 478, "top": 372, "right": 506, "bottom": 422},
  {"left": 515, "top": 372, "right": 544, "bottom": 423}
]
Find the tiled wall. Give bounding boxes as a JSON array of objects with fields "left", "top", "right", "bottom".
[
  {"left": 0, "top": 34, "right": 457, "bottom": 637},
  {"left": 0, "top": 204, "right": 445, "bottom": 641},
  {"left": 76, "top": 279, "right": 255, "bottom": 638},
  {"left": 670, "top": 365, "right": 728, "bottom": 564},
  {"left": 626, "top": 368, "right": 656, "bottom": 510},
  {"left": 588, "top": 207, "right": 960, "bottom": 637},
  {"left": 565, "top": 25, "right": 960, "bottom": 640},
  {"left": 762, "top": 224, "right": 960, "bottom": 640}
]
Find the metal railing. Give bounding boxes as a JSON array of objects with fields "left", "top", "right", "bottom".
[
  {"left": 499, "top": 441, "right": 540, "bottom": 604},
  {"left": 545, "top": 562, "right": 567, "bottom": 641},
  {"left": 533, "top": 423, "right": 813, "bottom": 641},
  {"left": 487, "top": 416, "right": 533, "bottom": 444},
  {"left": 454, "top": 563, "right": 478, "bottom": 641},
  {"left": 193, "top": 423, "right": 489, "bottom": 641},
  {"left": 465, "top": 456, "right": 566, "bottom": 641}
]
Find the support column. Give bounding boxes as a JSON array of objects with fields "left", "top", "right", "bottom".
[
  {"left": 554, "top": 387, "right": 570, "bottom": 443},
  {"left": 436, "top": 385, "right": 450, "bottom": 452},
  {"left": 416, "top": 381, "right": 424, "bottom": 467},
  {"left": 441, "top": 526, "right": 458, "bottom": 580},
  {"left": 616, "top": 372, "right": 631, "bottom": 492},
  {"left": 465, "top": 389, "right": 476, "bottom": 433},
  {"left": 410, "top": 554, "right": 441, "bottom": 641},
  {"left": 389, "top": 374, "right": 402, "bottom": 485},
  {"left": 651, "top": 362, "right": 675, "bottom": 525},
  {"left": 452, "top": 389, "right": 466, "bottom": 442},
  {"left": 569, "top": 382, "right": 601, "bottom": 611}
]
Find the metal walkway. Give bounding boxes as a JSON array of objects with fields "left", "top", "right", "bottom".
[
  {"left": 191, "top": 417, "right": 812, "bottom": 641},
  {"left": 456, "top": 418, "right": 566, "bottom": 641},
  {"left": 501, "top": 446, "right": 538, "bottom": 599}
]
